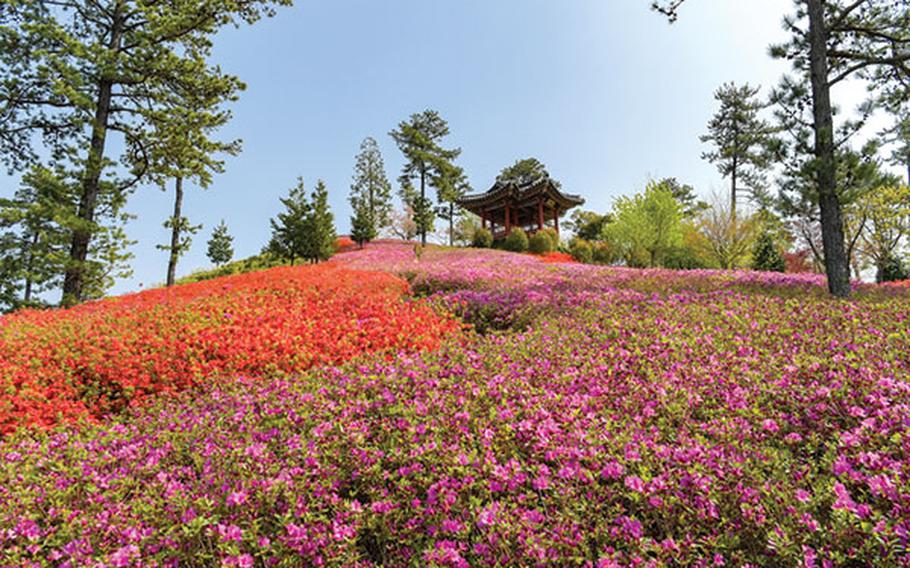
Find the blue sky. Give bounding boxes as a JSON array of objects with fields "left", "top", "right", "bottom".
[{"left": 19, "top": 1, "right": 822, "bottom": 292}]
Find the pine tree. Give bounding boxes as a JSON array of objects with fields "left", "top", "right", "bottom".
[
  {"left": 0, "top": 165, "right": 132, "bottom": 309},
  {"left": 206, "top": 221, "right": 234, "bottom": 266},
  {"left": 654, "top": 178, "right": 708, "bottom": 219},
  {"left": 350, "top": 202, "right": 377, "bottom": 248},
  {"left": 434, "top": 162, "right": 471, "bottom": 247},
  {"left": 268, "top": 178, "right": 311, "bottom": 265},
  {"left": 146, "top": 64, "right": 242, "bottom": 287},
  {"left": 0, "top": 168, "right": 68, "bottom": 310},
  {"left": 390, "top": 110, "right": 462, "bottom": 245},
  {"left": 657, "top": 0, "right": 910, "bottom": 297},
  {"left": 700, "top": 83, "right": 774, "bottom": 219},
  {"left": 752, "top": 231, "right": 786, "bottom": 272},
  {"left": 349, "top": 137, "right": 393, "bottom": 243},
  {"left": 306, "top": 180, "right": 336, "bottom": 262},
  {"left": 0, "top": 0, "right": 287, "bottom": 305}
]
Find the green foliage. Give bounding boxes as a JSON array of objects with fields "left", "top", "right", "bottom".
[
  {"left": 350, "top": 202, "right": 377, "bottom": 247},
  {"left": 497, "top": 158, "right": 556, "bottom": 186},
  {"left": 538, "top": 227, "right": 560, "bottom": 250},
  {"left": 502, "top": 229, "right": 529, "bottom": 253},
  {"left": 700, "top": 82, "right": 775, "bottom": 212},
  {"left": 177, "top": 254, "right": 284, "bottom": 285},
  {"left": 528, "top": 231, "right": 555, "bottom": 254},
  {"left": 653, "top": 178, "right": 708, "bottom": 219},
  {"left": 390, "top": 110, "right": 462, "bottom": 245},
  {"left": 206, "top": 221, "right": 234, "bottom": 266},
  {"left": 569, "top": 238, "right": 594, "bottom": 264},
  {"left": 605, "top": 181, "right": 683, "bottom": 268},
  {"left": 268, "top": 178, "right": 311, "bottom": 265},
  {"left": 307, "top": 180, "right": 337, "bottom": 262},
  {"left": 0, "top": 165, "right": 132, "bottom": 310},
  {"left": 472, "top": 228, "right": 493, "bottom": 248},
  {"left": 591, "top": 241, "right": 616, "bottom": 265},
  {"left": 0, "top": 0, "right": 286, "bottom": 304},
  {"left": 752, "top": 232, "right": 786, "bottom": 273},
  {"left": 349, "top": 137, "right": 393, "bottom": 243},
  {"left": 567, "top": 210, "right": 610, "bottom": 241},
  {"left": 879, "top": 253, "right": 909, "bottom": 283}
]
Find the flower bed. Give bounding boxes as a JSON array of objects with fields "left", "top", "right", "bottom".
[
  {"left": 2, "top": 242, "right": 910, "bottom": 566},
  {"left": 0, "top": 263, "right": 462, "bottom": 434}
]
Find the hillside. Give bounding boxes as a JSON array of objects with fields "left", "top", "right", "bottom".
[{"left": 1, "top": 242, "right": 910, "bottom": 566}]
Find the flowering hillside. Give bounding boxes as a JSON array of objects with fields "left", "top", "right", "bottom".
[
  {"left": 1, "top": 243, "right": 909, "bottom": 566},
  {"left": 0, "top": 263, "right": 462, "bottom": 434}
]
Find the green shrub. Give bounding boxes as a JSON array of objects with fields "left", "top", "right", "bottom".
[
  {"left": 539, "top": 227, "right": 560, "bottom": 250},
  {"left": 502, "top": 228, "right": 529, "bottom": 253},
  {"left": 569, "top": 238, "right": 593, "bottom": 264},
  {"left": 591, "top": 242, "right": 616, "bottom": 265},
  {"left": 880, "top": 253, "right": 909, "bottom": 283},
  {"left": 472, "top": 228, "right": 493, "bottom": 248},
  {"left": 528, "top": 232, "right": 555, "bottom": 254},
  {"left": 752, "top": 232, "right": 785, "bottom": 273}
]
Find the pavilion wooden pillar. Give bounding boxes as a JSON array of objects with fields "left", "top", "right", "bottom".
[
  {"left": 504, "top": 203, "right": 511, "bottom": 235},
  {"left": 553, "top": 208, "right": 559, "bottom": 235},
  {"left": 481, "top": 210, "right": 487, "bottom": 231},
  {"left": 537, "top": 200, "right": 544, "bottom": 231}
]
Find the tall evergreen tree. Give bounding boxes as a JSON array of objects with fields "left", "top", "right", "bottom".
[
  {"left": 435, "top": 163, "right": 471, "bottom": 247},
  {"left": 655, "top": 0, "right": 910, "bottom": 297},
  {"left": 390, "top": 110, "right": 462, "bottom": 245},
  {"left": 881, "top": 112, "right": 910, "bottom": 185},
  {"left": 206, "top": 221, "right": 234, "bottom": 266},
  {"left": 0, "top": 168, "right": 68, "bottom": 310},
  {"left": 0, "top": 165, "right": 133, "bottom": 309},
  {"left": 350, "top": 202, "right": 377, "bottom": 248},
  {"left": 700, "top": 83, "right": 774, "bottom": 219},
  {"left": 305, "top": 180, "right": 337, "bottom": 262},
  {"left": 267, "top": 178, "right": 311, "bottom": 266},
  {"left": 0, "top": 0, "right": 288, "bottom": 305},
  {"left": 349, "top": 137, "right": 393, "bottom": 242},
  {"left": 497, "top": 158, "right": 554, "bottom": 185},
  {"left": 146, "top": 63, "right": 242, "bottom": 286}
]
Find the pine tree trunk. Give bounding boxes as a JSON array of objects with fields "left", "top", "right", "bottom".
[
  {"left": 23, "top": 231, "right": 38, "bottom": 304},
  {"left": 730, "top": 154, "right": 738, "bottom": 221},
  {"left": 166, "top": 176, "right": 184, "bottom": 287},
  {"left": 61, "top": 10, "right": 124, "bottom": 306},
  {"left": 420, "top": 164, "right": 427, "bottom": 246},
  {"left": 807, "top": 0, "right": 851, "bottom": 298},
  {"left": 449, "top": 203, "right": 454, "bottom": 247}
]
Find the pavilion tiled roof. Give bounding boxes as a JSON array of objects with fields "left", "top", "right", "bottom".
[{"left": 457, "top": 176, "right": 585, "bottom": 212}]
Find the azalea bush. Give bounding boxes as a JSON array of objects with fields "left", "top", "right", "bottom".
[
  {"left": 1, "top": 242, "right": 910, "bottom": 566},
  {"left": 0, "top": 263, "right": 461, "bottom": 434}
]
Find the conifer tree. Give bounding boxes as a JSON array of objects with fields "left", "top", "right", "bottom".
[
  {"left": 350, "top": 202, "right": 377, "bottom": 248},
  {"left": 390, "top": 110, "right": 462, "bottom": 245},
  {"left": 0, "top": 0, "right": 288, "bottom": 305},
  {"left": 268, "top": 178, "right": 311, "bottom": 265},
  {"left": 206, "top": 221, "right": 234, "bottom": 266},
  {"left": 700, "top": 83, "right": 774, "bottom": 219},
  {"left": 752, "top": 231, "right": 786, "bottom": 272},
  {"left": 349, "top": 137, "right": 393, "bottom": 243},
  {"left": 306, "top": 180, "right": 336, "bottom": 262},
  {"left": 147, "top": 64, "right": 242, "bottom": 286},
  {"left": 655, "top": 0, "right": 910, "bottom": 298}
]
